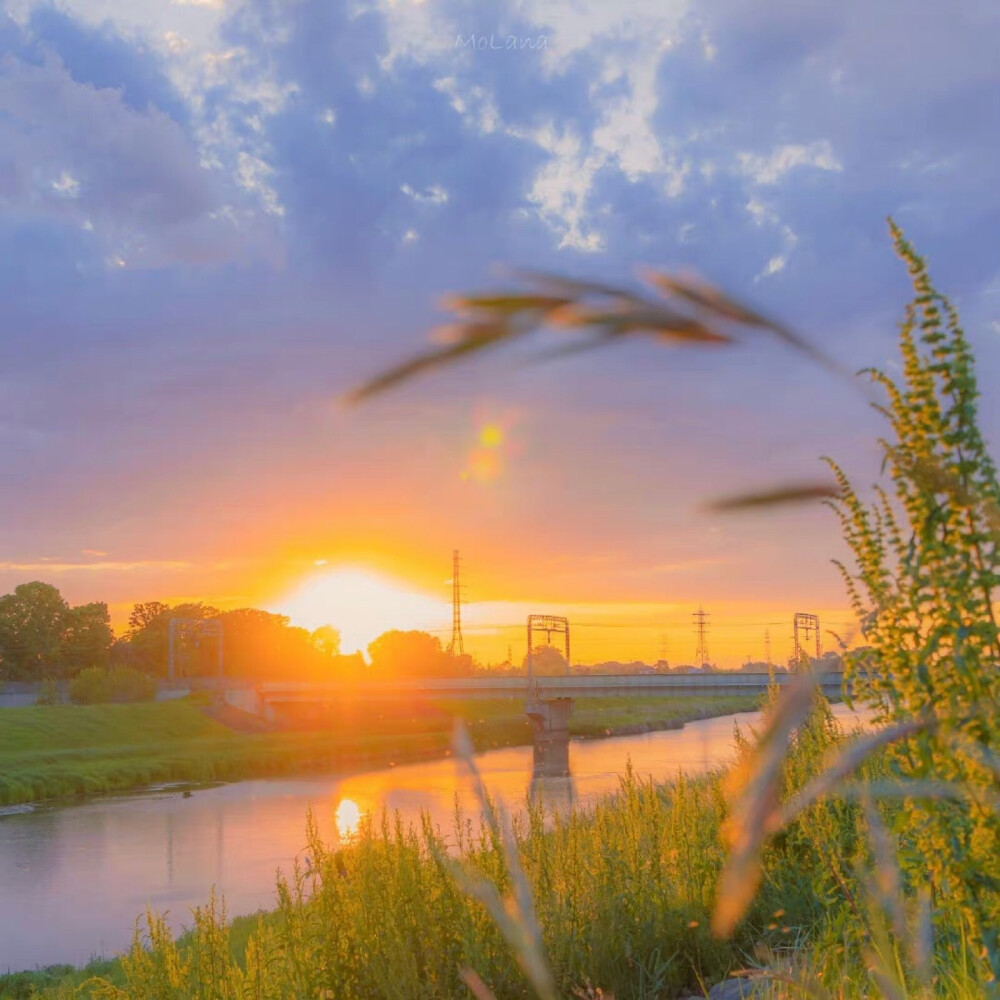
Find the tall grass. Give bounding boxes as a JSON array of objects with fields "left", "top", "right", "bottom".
[{"left": 28, "top": 695, "right": 988, "bottom": 1000}]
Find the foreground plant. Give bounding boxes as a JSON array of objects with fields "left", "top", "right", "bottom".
[
  {"left": 703, "top": 228, "right": 999, "bottom": 994},
  {"left": 825, "top": 224, "right": 1000, "bottom": 978},
  {"left": 349, "top": 221, "right": 999, "bottom": 996}
]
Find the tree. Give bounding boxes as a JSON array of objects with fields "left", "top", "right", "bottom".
[
  {"left": 367, "top": 630, "right": 453, "bottom": 678},
  {"left": 62, "top": 602, "right": 113, "bottom": 674},
  {"left": 0, "top": 582, "right": 113, "bottom": 680},
  {"left": 522, "top": 644, "right": 567, "bottom": 676},
  {"left": 125, "top": 601, "right": 219, "bottom": 677},
  {"left": 127, "top": 601, "right": 170, "bottom": 635},
  {"left": 216, "top": 608, "right": 322, "bottom": 680},
  {"left": 829, "top": 224, "right": 1000, "bottom": 971},
  {"left": 0, "top": 582, "right": 70, "bottom": 680},
  {"left": 311, "top": 625, "right": 341, "bottom": 658}
]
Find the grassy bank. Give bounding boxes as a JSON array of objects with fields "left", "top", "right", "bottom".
[
  {"left": 0, "top": 693, "right": 759, "bottom": 807},
  {"left": 6, "top": 699, "right": 987, "bottom": 1000}
]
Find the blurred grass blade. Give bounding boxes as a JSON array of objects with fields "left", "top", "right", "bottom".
[
  {"left": 642, "top": 270, "right": 847, "bottom": 376},
  {"left": 779, "top": 717, "right": 934, "bottom": 825},
  {"left": 913, "top": 885, "right": 934, "bottom": 987},
  {"left": 347, "top": 265, "right": 826, "bottom": 403},
  {"left": 442, "top": 293, "right": 572, "bottom": 316},
  {"left": 706, "top": 482, "right": 841, "bottom": 512},
  {"left": 828, "top": 778, "right": 997, "bottom": 808},
  {"left": 461, "top": 968, "right": 498, "bottom": 1000},
  {"left": 862, "top": 797, "right": 907, "bottom": 941},
  {"left": 712, "top": 668, "right": 820, "bottom": 937},
  {"left": 345, "top": 322, "right": 516, "bottom": 402},
  {"left": 449, "top": 721, "right": 559, "bottom": 1000},
  {"left": 512, "top": 269, "right": 637, "bottom": 300}
]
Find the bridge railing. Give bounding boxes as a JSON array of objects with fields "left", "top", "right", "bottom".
[{"left": 240, "top": 671, "right": 847, "bottom": 701}]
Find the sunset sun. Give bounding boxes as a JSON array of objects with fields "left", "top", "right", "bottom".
[{"left": 274, "top": 568, "right": 452, "bottom": 655}]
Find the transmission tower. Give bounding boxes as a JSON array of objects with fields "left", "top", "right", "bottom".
[
  {"left": 657, "top": 631, "right": 670, "bottom": 666},
  {"left": 449, "top": 549, "right": 465, "bottom": 655},
  {"left": 793, "top": 612, "right": 821, "bottom": 663},
  {"left": 692, "top": 606, "right": 710, "bottom": 668},
  {"left": 764, "top": 628, "right": 772, "bottom": 668}
]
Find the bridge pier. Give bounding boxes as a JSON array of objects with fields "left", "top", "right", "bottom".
[{"left": 525, "top": 696, "right": 573, "bottom": 777}]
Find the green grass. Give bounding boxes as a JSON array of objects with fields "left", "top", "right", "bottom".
[
  {"left": 0, "top": 694, "right": 760, "bottom": 807},
  {"left": 566, "top": 694, "right": 761, "bottom": 737},
  {"left": 6, "top": 699, "right": 989, "bottom": 999},
  {"left": 16, "top": 702, "right": 989, "bottom": 1000}
]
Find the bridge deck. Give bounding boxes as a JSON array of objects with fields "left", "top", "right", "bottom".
[{"left": 223, "top": 672, "right": 846, "bottom": 717}]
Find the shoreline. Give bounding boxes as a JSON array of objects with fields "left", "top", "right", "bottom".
[
  {"left": 0, "top": 698, "right": 871, "bottom": 984},
  {"left": 0, "top": 694, "right": 764, "bottom": 812},
  {"left": 0, "top": 701, "right": 765, "bottom": 983}
]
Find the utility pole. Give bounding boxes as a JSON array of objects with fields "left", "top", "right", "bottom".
[
  {"left": 657, "top": 631, "right": 670, "bottom": 665},
  {"left": 792, "top": 612, "right": 821, "bottom": 664},
  {"left": 168, "top": 618, "right": 223, "bottom": 684},
  {"left": 693, "top": 606, "right": 710, "bottom": 668},
  {"left": 449, "top": 549, "right": 465, "bottom": 655},
  {"left": 525, "top": 614, "right": 570, "bottom": 697}
]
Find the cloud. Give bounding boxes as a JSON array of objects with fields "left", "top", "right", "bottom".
[
  {"left": 738, "top": 140, "right": 842, "bottom": 185},
  {"left": 0, "top": 560, "right": 194, "bottom": 573},
  {"left": 0, "top": 50, "right": 229, "bottom": 266}
]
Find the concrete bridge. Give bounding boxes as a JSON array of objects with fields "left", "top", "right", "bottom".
[
  {"left": 224, "top": 671, "right": 846, "bottom": 722},
  {"left": 223, "top": 671, "right": 846, "bottom": 777}
]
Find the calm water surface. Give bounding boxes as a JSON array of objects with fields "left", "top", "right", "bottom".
[{"left": 0, "top": 703, "right": 869, "bottom": 971}]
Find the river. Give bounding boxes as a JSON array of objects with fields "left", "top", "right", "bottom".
[{"left": 0, "top": 702, "right": 870, "bottom": 972}]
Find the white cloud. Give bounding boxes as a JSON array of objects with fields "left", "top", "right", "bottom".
[
  {"left": 236, "top": 152, "right": 284, "bottom": 216},
  {"left": 0, "top": 52, "right": 239, "bottom": 264},
  {"left": 383, "top": 1, "right": 692, "bottom": 251},
  {"left": 755, "top": 225, "right": 799, "bottom": 281},
  {"left": 0, "top": 559, "right": 193, "bottom": 573},
  {"left": 746, "top": 197, "right": 774, "bottom": 227},
  {"left": 432, "top": 77, "right": 500, "bottom": 134},
  {"left": 401, "top": 183, "right": 448, "bottom": 205},
  {"left": 525, "top": 130, "right": 605, "bottom": 251},
  {"left": 4, "top": 1, "right": 293, "bottom": 264},
  {"left": 50, "top": 171, "right": 80, "bottom": 198},
  {"left": 738, "top": 140, "right": 843, "bottom": 186}
]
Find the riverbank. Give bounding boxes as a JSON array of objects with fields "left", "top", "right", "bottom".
[
  {"left": 3, "top": 697, "right": 984, "bottom": 1000},
  {"left": 0, "top": 693, "right": 761, "bottom": 808}
]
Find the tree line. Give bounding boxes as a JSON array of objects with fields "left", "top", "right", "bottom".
[{"left": 0, "top": 582, "right": 476, "bottom": 683}]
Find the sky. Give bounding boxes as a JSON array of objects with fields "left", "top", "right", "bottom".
[{"left": 1, "top": 0, "right": 999, "bottom": 666}]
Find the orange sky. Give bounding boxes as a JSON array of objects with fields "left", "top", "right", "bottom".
[{"left": 1, "top": 400, "right": 866, "bottom": 670}]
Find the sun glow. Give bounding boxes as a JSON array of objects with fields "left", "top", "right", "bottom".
[{"left": 273, "top": 568, "right": 452, "bottom": 655}]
